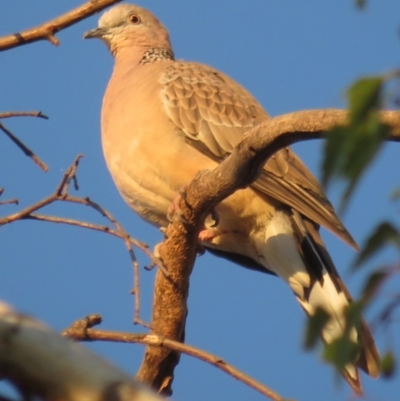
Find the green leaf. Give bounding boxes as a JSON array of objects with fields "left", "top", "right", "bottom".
[
  {"left": 341, "top": 120, "right": 389, "bottom": 211},
  {"left": 359, "top": 270, "right": 388, "bottom": 303},
  {"left": 322, "top": 77, "right": 390, "bottom": 210},
  {"left": 323, "top": 337, "right": 360, "bottom": 371},
  {"left": 321, "top": 304, "right": 363, "bottom": 372},
  {"left": 354, "top": 222, "right": 400, "bottom": 268},
  {"left": 304, "top": 307, "right": 330, "bottom": 349},
  {"left": 323, "top": 119, "right": 389, "bottom": 211},
  {"left": 344, "top": 302, "right": 363, "bottom": 331},
  {"left": 347, "top": 77, "right": 383, "bottom": 122},
  {"left": 381, "top": 352, "right": 396, "bottom": 378},
  {"left": 322, "top": 125, "right": 348, "bottom": 187}
]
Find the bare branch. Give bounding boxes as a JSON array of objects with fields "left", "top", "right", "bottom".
[
  {"left": 24, "top": 214, "right": 152, "bottom": 259},
  {"left": 0, "top": 302, "right": 163, "bottom": 401},
  {"left": 136, "top": 109, "right": 400, "bottom": 393},
  {"left": 0, "top": 155, "right": 156, "bottom": 326},
  {"left": 65, "top": 195, "right": 148, "bottom": 326},
  {"left": 0, "top": 198, "right": 18, "bottom": 206},
  {"left": 0, "top": 188, "right": 19, "bottom": 206},
  {"left": 63, "top": 319, "right": 286, "bottom": 401},
  {"left": 0, "top": 0, "right": 123, "bottom": 51},
  {"left": 0, "top": 111, "right": 48, "bottom": 120},
  {"left": 0, "top": 122, "right": 48, "bottom": 172}
]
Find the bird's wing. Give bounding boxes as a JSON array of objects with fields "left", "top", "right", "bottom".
[
  {"left": 160, "top": 61, "right": 261, "bottom": 159},
  {"left": 252, "top": 149, "right": 358, "bottom": 248},
  {"left": 160, "top": 61, "right": 356, "bottom": 247}
]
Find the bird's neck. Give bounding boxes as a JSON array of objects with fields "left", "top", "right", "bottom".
[
  {"left": 139, "top": 48, "right": 175, "bottom": 65},
  {"left": 115, "top": 46, "right": 174, "bottom": 67}
]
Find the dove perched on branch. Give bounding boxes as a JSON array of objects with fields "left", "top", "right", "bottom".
[{"left": 84, "top": 3, "right": 380, "bottom": 393}]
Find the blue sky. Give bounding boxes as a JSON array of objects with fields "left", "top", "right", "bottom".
[{"left": 1, "top": 1, "right": 400, "bottom": 400}]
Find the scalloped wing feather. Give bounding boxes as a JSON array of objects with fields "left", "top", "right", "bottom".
[{"left": 160, "top": 61, "right": 356, "bottom": 248}]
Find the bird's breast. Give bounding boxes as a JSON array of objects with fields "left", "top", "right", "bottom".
[{"left": 100, "top": 63, "right": 217, "bottom": 226}]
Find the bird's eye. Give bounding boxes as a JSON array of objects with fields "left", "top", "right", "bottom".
[{"left": 129, "top": 14, "right": 141, "bottom": 24}]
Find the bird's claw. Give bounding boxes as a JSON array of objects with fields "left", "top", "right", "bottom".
[
  {"left": 198, "top": 228, "right": 217, "bottom": 242},
  {"left": 167, "top": 192, "right": 190, "bottom": 225}
]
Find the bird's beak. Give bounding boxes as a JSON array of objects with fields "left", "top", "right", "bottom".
[{"left": 83, "top": 27, "right": 109, "bottom": 39}]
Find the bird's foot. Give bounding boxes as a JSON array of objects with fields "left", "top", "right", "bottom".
[
  {"left": 198, "top": 228, "right": 217, "bottom": 242},
  {"left": 196, "top": 226, "right": 218, "bottom": 256},
  {"left": 167, "top": 189, "right": 190, "bottom": 225}
]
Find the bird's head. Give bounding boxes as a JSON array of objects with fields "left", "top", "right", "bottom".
[{"left": 83, "top": 4, "right": 172, "bottom": 57}]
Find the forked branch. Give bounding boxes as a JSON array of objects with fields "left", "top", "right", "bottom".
[
  {"left": 0, "top": 112, "right": 49, "bottom": 171},
  {"left": 63, "top": 317, "right": 285, "bottom": 401},
  {"left": 0, "top": 155, "right": 155, "bottom": 326},
  {"left": 136, "top": 109, "right": 400, "bottom": 395},
  {"left": 0, "top": 302, "right": 162, "bottom": 401}
]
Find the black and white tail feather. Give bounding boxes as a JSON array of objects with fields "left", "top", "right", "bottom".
[{"left": 288, "top": 209, "right": 380, "bottom": 393}]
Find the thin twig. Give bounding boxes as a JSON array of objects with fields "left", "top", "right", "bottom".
[
  {"left": 65, "top": 195, "right": 145, "bottom": 325},
  {"left": 0, "top": 0, "right": 123, "bottom": 51},
  {"left": 0, "top": 122, "right": 48, "bottom": 172},
  {"left": 55, "top": 155, "right": 83, "bottom": 195},
  {"left": 25, "top": 214, "right": 152, "bottom": 258},
  {"left": 0, "top": 188, "right": 18, "bottom": 205},
  {"left": 84, "top": 197, "right": 144, "bottom": 326},
  {"left": 0, "top": 155, "right": 155, "bottom": 326},
  {"left": 0, "top": 111, "right": 48, "bottom": 120},
  {"left": 0, "top": 198, "right": 19, "bottom": 206},
  {"left": 63, "top": 321, "right": 286, "bottom": 401}
]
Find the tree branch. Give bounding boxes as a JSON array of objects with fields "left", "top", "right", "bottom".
[
  {"left": 0, "top": 155, "right": 157, "bottom": 326},
  {"left": 0, "top": 121, "right": 48, "bottom": 172},
  {"left": 0, "top": 302, "right": 163, "bottom": 401},
  {"left": 136, "top": 109, "right": 400, "bottom": 394},
  {"left": 0, "top": 0, "right": 123, "bottom": 51},
  {"left": 63, "top": 319, "right": 286, "bottom": 401},
  {"left": 0, "top": 111, "right": 49, "bottom": 171},
  {"left": 0, "top": 111, "right": 48, "bottom": 119},
  {"left": 0, "top": 188, "right": 18, "bottom": 206}
]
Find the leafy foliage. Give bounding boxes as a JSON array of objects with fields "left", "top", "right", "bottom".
[
  {"left": 304, "top": 307, "right": 330, "bottom": 349},
  {"left": 322, "top": 77, "right": 390, "bottom": 212},
  {"left": 324, "top": 337, "right": 360, "bottom": 372},
  {"left": 323, "top": 303, "right": 363, "bottom": 371},
  {"left": 381, "top": 351, "right": 397, "bottom": 378},
  {"left": 304, "top": 304, "right": 363, "bottom": 372},
  {"left": 308, "top": 71, "right": 400, "bottom": 383},
  {"left": 354, "top": 222, "right": 400, "bottom": 268}
]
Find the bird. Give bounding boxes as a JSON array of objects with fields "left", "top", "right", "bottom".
[{"left": 83, "top": 3, "right": 380, "bottom": 393}]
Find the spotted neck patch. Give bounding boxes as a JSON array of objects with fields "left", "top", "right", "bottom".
[{"left": 139, "top": 48, "right": 175, "bottom": 64}]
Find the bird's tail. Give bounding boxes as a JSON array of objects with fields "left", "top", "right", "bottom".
[
  {"left": 291, "top": 210, "right": 381, "bottom": 393},
  {"left": 262, "top": 210, "right": 380, "bottom": 394}
]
